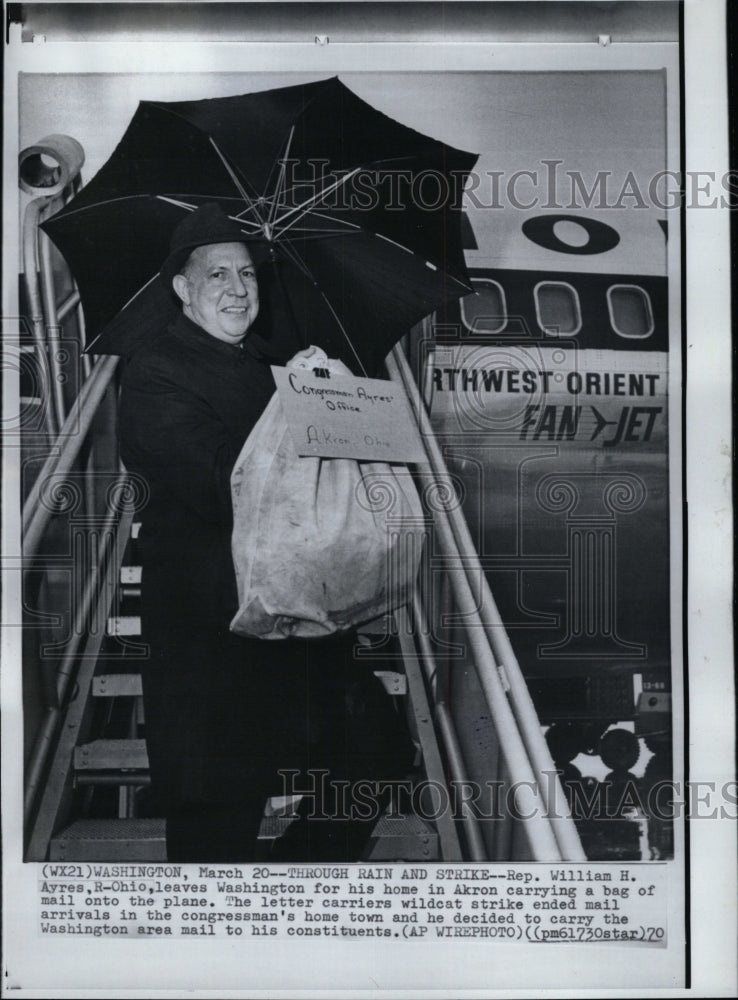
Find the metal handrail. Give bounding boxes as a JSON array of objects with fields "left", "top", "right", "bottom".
[
  {"left": 387, "top": 345, "right": 586, "bottom": 861},
  {"left": 22, "top": 196, "right": 64, "bottom": 438},
  {"left": 411, "top": 594, "right": 487, "bottom": 861},
  {"left": 23, "top": 484, "right": 131, "bottom": 823},
  {"left": 57, "top": 289, "right": 80, "bottom": 322},
  {"left": 20, "top": 135, "right": 87, "bottom": 439},
  {"left": 435, "top": 703, "right": 488, "bottom": 860},
  {"left": 416, "top": 485, "right": 561, "bottom": 859},
  {"left": 394, "top": 607, "right": 464, "bottom": 861},
  {"left": 39, "top": 230, "right": 67, "bottom": 430},
  {"left": 22, "top": 355, "right": 120, "bottom": 562}
]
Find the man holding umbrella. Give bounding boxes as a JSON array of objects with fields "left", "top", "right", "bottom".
[
  {"left": 119, "top": 203, "right": 412, "bottom": 862},
  {"left": 40, "top": 78, "right": 479, "bottom": 861}
]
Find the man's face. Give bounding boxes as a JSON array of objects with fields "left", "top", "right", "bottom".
[{"left": 173, "top": 242, "right": 259, "bottom": 344}]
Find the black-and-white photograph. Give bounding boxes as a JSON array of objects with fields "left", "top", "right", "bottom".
[
  {"left": 17, "top": 25, "right": 676, "bottom": 869},
  {"left": 2, "top": 1, "right": 734, "bottom": 996}
]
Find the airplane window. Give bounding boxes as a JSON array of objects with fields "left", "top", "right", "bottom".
[
  {"left": 460, "top": 278, "right": 507, "bottom": 334},
  {"left": 607, "top": 284, "right": 655, "bottom": 338},
  {"left": 534, "top": 281, "right": 582, "bottom": 336}
]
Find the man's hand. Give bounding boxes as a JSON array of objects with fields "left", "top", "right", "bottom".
[{"left": 287, "top": 346, "right": 352, "bottom": 376}]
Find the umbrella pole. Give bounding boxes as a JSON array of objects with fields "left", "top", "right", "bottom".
[{"left": 269, "top": 254, "right": 308, "bottom": 353}]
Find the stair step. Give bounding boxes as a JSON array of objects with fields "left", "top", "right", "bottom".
[
  {"left": 120, "top": 565, "right": 142, "bottom": 585},
  {"left": 93, "top": 674, "right": 143, "bottom": 697},
  {"left": 91, "top": 670, "right": 404, "bottom": 699},
  {"left": 107, "top": 616, "right": 142, "bottom": 636},
  {"left": 50, "top": 818, "right": 166, "bottom": 861},
  {"left": 366, "top": 813, "right": 439, "bottom": 860},
  {"left": 357, "top": 615, "right": 393, "bottom": 635},
  {"left": 374, "top": 670, "right": 407, "bottom": 696},
  {"left": 74, "top": 738, "right": 149, "bottom": 772},
  {"left": 49, "top": 811, "right": 439, "bottom": 861},
  {"left": 258, "top": 814, "right": 298, "bottom": 840}
]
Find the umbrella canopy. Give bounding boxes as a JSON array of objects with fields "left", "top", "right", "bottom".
[{"left": 42, "top": 77, "right": 478, "bottom": 374}]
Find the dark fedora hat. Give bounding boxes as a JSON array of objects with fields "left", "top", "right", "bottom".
[{"left": 160, "top": 203, "right": 266, "bottom": 287}]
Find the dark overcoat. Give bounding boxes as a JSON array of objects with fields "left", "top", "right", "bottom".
[{"left": 118, "top": 312, "right": 410, "bottom": 817}]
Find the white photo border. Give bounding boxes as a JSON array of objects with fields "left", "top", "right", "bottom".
[{"left": 2, "top": 2, "right": 734, "bottom": 996}]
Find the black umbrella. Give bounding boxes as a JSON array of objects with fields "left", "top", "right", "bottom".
[{"left": 42, "top": 77, "right": 478, "bottom": 375}]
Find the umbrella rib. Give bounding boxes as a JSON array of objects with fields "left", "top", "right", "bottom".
[
  {"left": 226, "top": 217, "right": 265, "bottom": 234},
  {"left": 372, "top": 232, "right": 416, "bottom": 256},
  {"left": 371, "top": 231, "right": 471, "bottom": 287},
  {"left": 273, "top": 239, "right": 316, "bottom": 281},
  {"left": 271, "top": 168, "right": 362, "bottom": 234},
  {"left": 155, "top": 195, "right": 199, "bottom": 212},
  {"left": 273, "top": 149, "right": 449, "bottom": 205},
  {"left": 279, "top": 239, "right": 368, "bottom": 377},
  {"left": 273, "top": 228, "right": 360, "bottom": 238},
  {"left": 231, "top": 206, "right": 268, "bottom": 227},
  {"left": 314, "top": 285, "right": 369, "bottom": 377},
  {"left": 39, "top": 193, "right": 177, "bottom": 220},
  {"left": 266, "top": 126, "right": 295, "bottom": 228},
  {"left": 306, "top": 209, "right": 361, "bottom": 227},
  {"left": 50, "top": 192, "right": 264, "bottom": 233},
  {"left": 209, "top": 137, "right": 267, "bottom": 227},
  {"left": 154, "top": 195, "right": 255, "bottom": 227},
  {"left": 118, "top": 271, "right": 162, "bottom": 313},
  {"left": 155, "top": 195, "right": 264, "bottom": 236},
  {"left": 284, "top": 209, "right": 363, "bottom": 233},
  {"left": 266, "top": 209, "right": 362, "bottom": 241},
  {"left": 277, "top": 178, "right": 339, "bottom": 207},
  {"left": 259, "top": 126, "right": 296, "bottom": 214}
]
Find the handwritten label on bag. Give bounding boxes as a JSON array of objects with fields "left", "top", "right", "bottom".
[{"left": 272, "top": 366, "right": 426, "bottom": 462}]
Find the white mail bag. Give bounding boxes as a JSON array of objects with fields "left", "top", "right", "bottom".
[{"left": 229, "top": 393, "right": 424, "bottom": 640}]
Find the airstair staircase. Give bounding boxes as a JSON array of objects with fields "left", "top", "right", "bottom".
[{"left": 19, "top": 133, "right": 586, "bottom": 866}]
